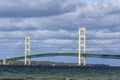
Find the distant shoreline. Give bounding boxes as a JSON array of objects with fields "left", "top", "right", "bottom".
[{"left": 0, "top": 61, "right": 120, "bottom": 68}]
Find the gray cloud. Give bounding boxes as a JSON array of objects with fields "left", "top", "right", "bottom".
[
  {"left": 0, "top": 0, "right": 119, "bottom": 32},
  {"left": 0, "top": 0, "right": 119, "bottom": 57},
  {"left": 0, "top": 0, "right": 82, "bottom": 17}
]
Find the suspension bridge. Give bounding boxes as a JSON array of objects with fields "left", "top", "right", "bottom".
[{"left": 0, "top": 28, "right": 119, "bottom": 66}]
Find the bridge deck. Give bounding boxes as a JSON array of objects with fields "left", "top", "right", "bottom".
[{"left": 0, "top": 53, "right": 120, "bottom": 62}]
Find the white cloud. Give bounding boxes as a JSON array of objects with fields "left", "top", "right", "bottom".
[{"left": 88, "top": 29, "right": 120, "bottom": 38}]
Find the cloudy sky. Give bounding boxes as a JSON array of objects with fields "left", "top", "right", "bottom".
[{"left": 0, "top": 0, "right": 120, "bottom": 59}]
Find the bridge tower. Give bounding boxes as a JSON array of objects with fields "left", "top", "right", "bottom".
[
  {"left": 24, "top": 36, "right": 31, "bottom": 65},
  {"left": 3, "top": 59, "right": 6, "bottom": 65},
  {"left": 78, "top": 28, "right": 86, "bottom": 66}
]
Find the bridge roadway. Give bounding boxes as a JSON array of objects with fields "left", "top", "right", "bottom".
[{"left": 0, "top": 53, "right": 120, "bottom": 62}]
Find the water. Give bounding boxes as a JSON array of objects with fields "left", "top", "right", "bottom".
[
  {"left": 31, "top": 56, "right": 120, "bottom": 66},
  {"left": 0, "top": 65, "right": 120, "bottom": 80},
  {"left": 0, "top": 56, "right": 120, "bottom": 80}
]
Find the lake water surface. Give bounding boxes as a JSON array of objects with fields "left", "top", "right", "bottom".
[{"left": 31, "top": 56, "right": 120, "bottom": 66}]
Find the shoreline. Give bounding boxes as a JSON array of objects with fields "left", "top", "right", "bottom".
[{"left": 0, "top": 61, "right": 120, "bottom": 80}]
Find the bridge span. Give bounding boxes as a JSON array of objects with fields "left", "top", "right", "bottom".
[
  {"left": 1, "top": 28, "right": 119, "bottom": 66},
  {"left": 1, "top": 53, "right": 120, "bottom": 62}
]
